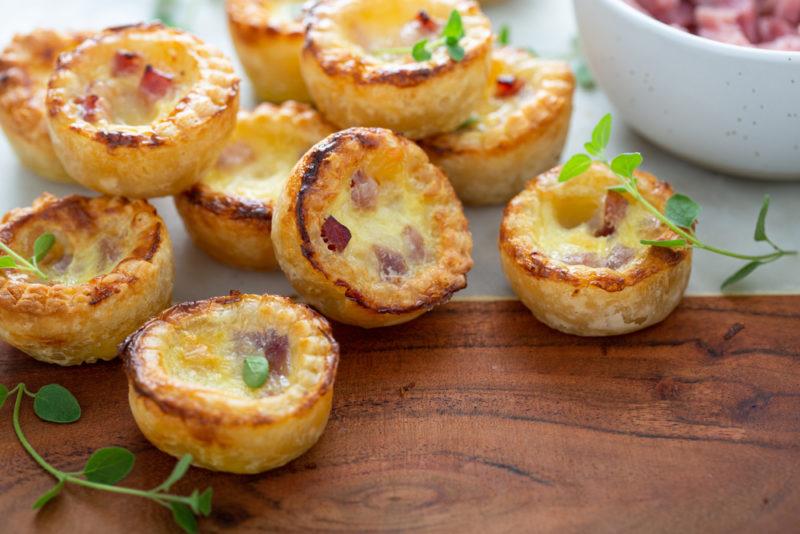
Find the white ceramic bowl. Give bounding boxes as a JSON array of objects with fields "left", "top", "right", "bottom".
[{"left": 573, "top": 0, "right": 800, "bottom": 181}]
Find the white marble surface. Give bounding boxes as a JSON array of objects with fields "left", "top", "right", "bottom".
[{"left": 1, "top": 0, "right": 797, "bottom": 303}]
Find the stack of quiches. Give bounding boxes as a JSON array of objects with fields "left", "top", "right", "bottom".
[{"left": 0, "top": 0, "right": 691, "bottom": 475}]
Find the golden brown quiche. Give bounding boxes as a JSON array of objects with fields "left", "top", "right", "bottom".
[
  {"left": 420, "top": 46, "right": 575, "bottom": 206},
  {"left": 0, "top": 193, "right": 174, "bottom": 365},
  {"left": 227, "top": 0, "right": 310, "bottom": 102},
  {"left": 272, "top": 127, "right": 474, "bottom": 328},
  {"left": 123, "top": 293, "right": 339, "bottom": 474},
  {"left": 0, "top": 29, "right": 89, "bottom": 182},
  {"left": 499, "top": 164, "right": 692, "bottom": 336},
  {"left": 46, "top": 23, "right": 239, "bottom": 198},
  {"left": 175, "top": 101, "right": 335, "bottom": 270},
  {"left": 301, "top": 0, "right": 493, "bottom": 138}
]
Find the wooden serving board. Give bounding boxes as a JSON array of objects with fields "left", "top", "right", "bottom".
[{"left": 1, "top": 297, "right": 799, "bottom": 533}]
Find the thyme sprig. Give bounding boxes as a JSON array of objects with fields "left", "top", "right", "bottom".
[
  {"left": 559, "top": 114, "right": 797, "bottom": 289},
  {"left": 0, "top": 383, "right": 212, "bottom": 534}
]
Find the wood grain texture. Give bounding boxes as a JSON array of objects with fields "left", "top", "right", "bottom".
[{"left": 1, "top": 297, "right": 799, "bottom": 533}]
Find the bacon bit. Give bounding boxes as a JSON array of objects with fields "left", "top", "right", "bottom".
[
  {"left": 216, "top": 141, "right": 256, "bottom": 170},
  {"left": 416, "top": 10, "right": 440, "bottom": 32},
  {"left": 139, "top": 65, "right": 173, "bottom": 103},
  {"left": 112, "top": 50, "right": 141, "bottom": 76},
  {"left": 604, "top": 245, "right": 636, "bottom": 270},
  {"left": 350, "top": 169, "right": 379, "bottom": 209},
  {"left": 321, "top": 216, "right": 351, "bottom": 253},
  {"left": 239, "top": 330, "right": 289, "bottom": 376},
  {"left": 373, "top": 245, "right": 408, "bottom": 282},
  {"left": 495, "top": 75, "right": 525, "bottom": 98},
  {"left": 403, "top": 226, "right": 426, "bottom": 263},
  {"left": 562, "top": 252, "right": 602, "bottom": 268},
  {"left": 594, "top": 191, "right": 629, "bottom": 238},
  {"left": 76, "top": 94, "right": 101, "bottom": 122}
]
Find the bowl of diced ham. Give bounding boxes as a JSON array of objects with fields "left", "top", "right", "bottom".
[{"left": 573, "top": 0, "right": 800, "bottom": 180}]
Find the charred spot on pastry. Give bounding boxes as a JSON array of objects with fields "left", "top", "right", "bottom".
[
  {"left": 495, "top": 74, "right": 524, "bottom": 98},
  {"left": 374, "top": 245, "right": 408, "bottom": 282},
  {"left": 350, "top": 169, "right": 378, "bottom": 209},
  {"left": 321, "top": 215, "right": 351, "bottom": 253}
]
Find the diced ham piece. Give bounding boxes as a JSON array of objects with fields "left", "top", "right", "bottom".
[
  {"left": 495, "top": 75, "right": 525, "bottom": 98},
  {"left": 112, "top": 50, "right": 141, "bottom": 76},
  {"left": 373, "top": 245, "right": 408, "bottom": 281},
  {"left": 594, "top": 191, "right": 629, "bottom": 238},
  {"left": 76, "top": 94, "right": 101, "bottom": 122},
  {"left": 238, "top": 329, "right": 289, "bottom": 376},
  {"left": 562, "top": 252, "right": 602, "bottom": 268},
  {"left": 350, "top": 169, "right": 379, "bottom": 209},
  {"left": 626, "top": 0, "right": 800, "bottom": 50},
  {"left": 403, "top": 225, "right": 427, "bottom": 263},
  {"left": 216, "top": 141, "right": 255, "bottom": 170},
  {"left": 321, "top": 216, "right": 351, "bottom": 253},
  {"left": 605, "top": 245, "right": 637, "bottom": 270},
  {"left": 416, "top": 10, "right": 440, "bottom": 32},
  {"left": 139, "top": 65, "right": 173, "bottom": 103}
]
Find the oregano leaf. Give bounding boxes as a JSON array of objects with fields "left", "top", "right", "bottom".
[
  {"left": 32, "top": 479, "right": 65, "bottom": 509},
  {"left": 0, "top": 256, "right": 15, "bottom": 269},
  {"left": 443, "top": 10, "right": 465, "bottom": 42},
  {"left": 83, "top": 447, "right": 135, "bottom": 485},
  {"left": 33, "top": 384, "right": 81, "bottom": 423},
  {"left": 498, "top": 24, "right": 510, "bottom": 46},
  {"left": 592, "top": 114, "right": 612, "bottom": 152},
  {"left": 0, "top": 384, "right": 8, "bottom": 409},
  {"left": 446, "top": 43, "right": 465, "bottom": 61},
  {"left": 198, "top": 488, "right": 213, "bottom": 517},
  {"left": 156, "top": 454, "right": 193, "bottom": 492},
  {"left": 243, "top": 356, "right": 270, "bottom": 389},
  {"left": 33, "top": 233, "right": 55, "bottom": 263},
  {"left": 722, "top": 261, "right": 763, "bottom": 290},
  {"left": 411, "top": 40, "right": 431, "bottom": 61},
  {"left": 610, "top": 152, "right": 643, "bottom": 179},
  {"left": 559, "top": 154, "right": 592, "bottom": 182},
  {"left": 170, "top": 502, "right": 198, "bottom": 534},
  {"left": 665, "top": 194, "right": 701, "bottom": 228},
  {"left": 754, "top": 195, "right": 770, "bottom": 242}
]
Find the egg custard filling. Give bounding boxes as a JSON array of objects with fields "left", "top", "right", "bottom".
[
  {"left": 272, "top": 127, "right": 473, "bottom": 328},
  {"left": 124, "top": 293, "right": 339, "bottom": 474},
  {"left": 0, "top": 194, "right": 174, "bottom": 365},
  {"left": 175, "top": 102, "right": 334, "bottom": 270}
]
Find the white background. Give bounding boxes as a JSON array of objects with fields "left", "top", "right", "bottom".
[{"left": 0, "top": 0, "right": 797, "bottom": 303}]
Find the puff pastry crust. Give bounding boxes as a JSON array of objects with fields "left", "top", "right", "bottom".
[
  {"left": 499, "top": 164, "right": 692, "bottom": 336},
  {"left": 420, "top": 47, "right": 575, "bottom": 206},
  {"left": 123, "top": 293, "right": 339, "bottom": 474},
  {"left": 175, "top": 102, "right": 334, "bottom": 271},
  {"left": 0, "top": 193, "right": 174, "bottom": 365},
  {"left": 272, "top": 127, "right": 473, "bottom": 328},
  {"left": 46, "top": 23, "right": 240, "bottom": 198},
  {"left": 301, "top": 0, "right": 492, "bottom": 138},
  {"left": 0, "top": 29, "right": 89, "bottom": 183},
  {"left": 227, "top": 0, "right": 309, "bottom": 102}
]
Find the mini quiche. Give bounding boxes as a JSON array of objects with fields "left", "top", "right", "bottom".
[
  {"left": 499, "top": 164, "right": 692, "bottom": 336},
  {"left": 227, "top": 0, "right": 310, "bottom": 103},
  {"left": 272, "top": 127, "right": 473, "bottom": 328},
  {"left": 301, "top": 0, "right": 493, "bottom": 139},
  {"left": 420, "top": 47, "right": 575, "bottom": 206},
  {"left": 174, "top": 102, "right": 334, "bottom": 271},
  {"left": 0, "top": 193, "right": 174, "bottom": 365},
  {"left": 46, "top": 23, "right": 240, "bottom": 198},
  {"left": 122, "top": 293, "right": 339, "bottom": 474},
  {"left": 0, "top": 29, "right": 89, "bottom": 183}
]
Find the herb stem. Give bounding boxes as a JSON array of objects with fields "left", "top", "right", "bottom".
[
  {"left": 0, "top": 241, "right": 48, "bottom": 280},
  {"left": 12, "top": 385, "right": 63, "bottom": 481}
]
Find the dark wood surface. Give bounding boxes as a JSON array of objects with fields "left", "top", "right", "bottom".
[{"left": 1, "top": 297, "right": 799, "bottom": 533}]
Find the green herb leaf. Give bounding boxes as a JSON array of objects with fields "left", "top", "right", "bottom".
[
  {"left": 33, "top": 384, "right": 81, "bottom": 423},
  {"left": 33, "top": 233, "right": 55, "bottom": 263},
  {"left": 498, "top": 25, "right": 510, "bottom": 46},
  {"left": 83, "top": 447, "right": 135, "bottom": 485},
  {"left": 641, "top": 239, "right": 687, "bottom": 248},
  {"left": 610, "top": 152, "right": 643, "bottom": 179},
  {"left": 442, "top": 10, "right": 465, "bottom": 42},
  {"left": 574, "top": 60, "right": 595, "bottom": 90},
  {"left": 243, "top": 356, "right": 270, "bottom": 389},
  {"left": 754, "top": 195, "right": 770, "bottom": 242},
  {"left": 156, "top": 454, "right": 193, "bottom": 492},
  {"left": 170, "top": 502, "right": 198, "bottom": 534},
  {"left": 0, "top": 384, "right": 8, "bottom": 409},
  {"left": 446, "top": 43, "right": 465, "bottom": 61},
  {"left": 559, "top": 154, "right": 592, "bottom": 182},
  {"left": 0, "top": 256, "right": 15, "bottom": 269},
  {"left": 412, "top": 40, "right": 431, "bottom": 61},
  {"left": 722, "top": 261, "right": 763, "bottom": 290},
  {"left": 458, "top": 115, "right": 479, "bottom": 130},
  {"left": 198, "top": 488, "right": 213, "bottom": 517},
  {"left": 665, "top": 194, "right": 701, "bottom": 228},
  {"left": 592, "top": 114, "right": 612, "bottom": 153},
  {"left": 32, "top": 479, "right": 65, "bottom": 509},
  {"left": 607, "top": 185, "right": 629, "bottom": 194}
]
